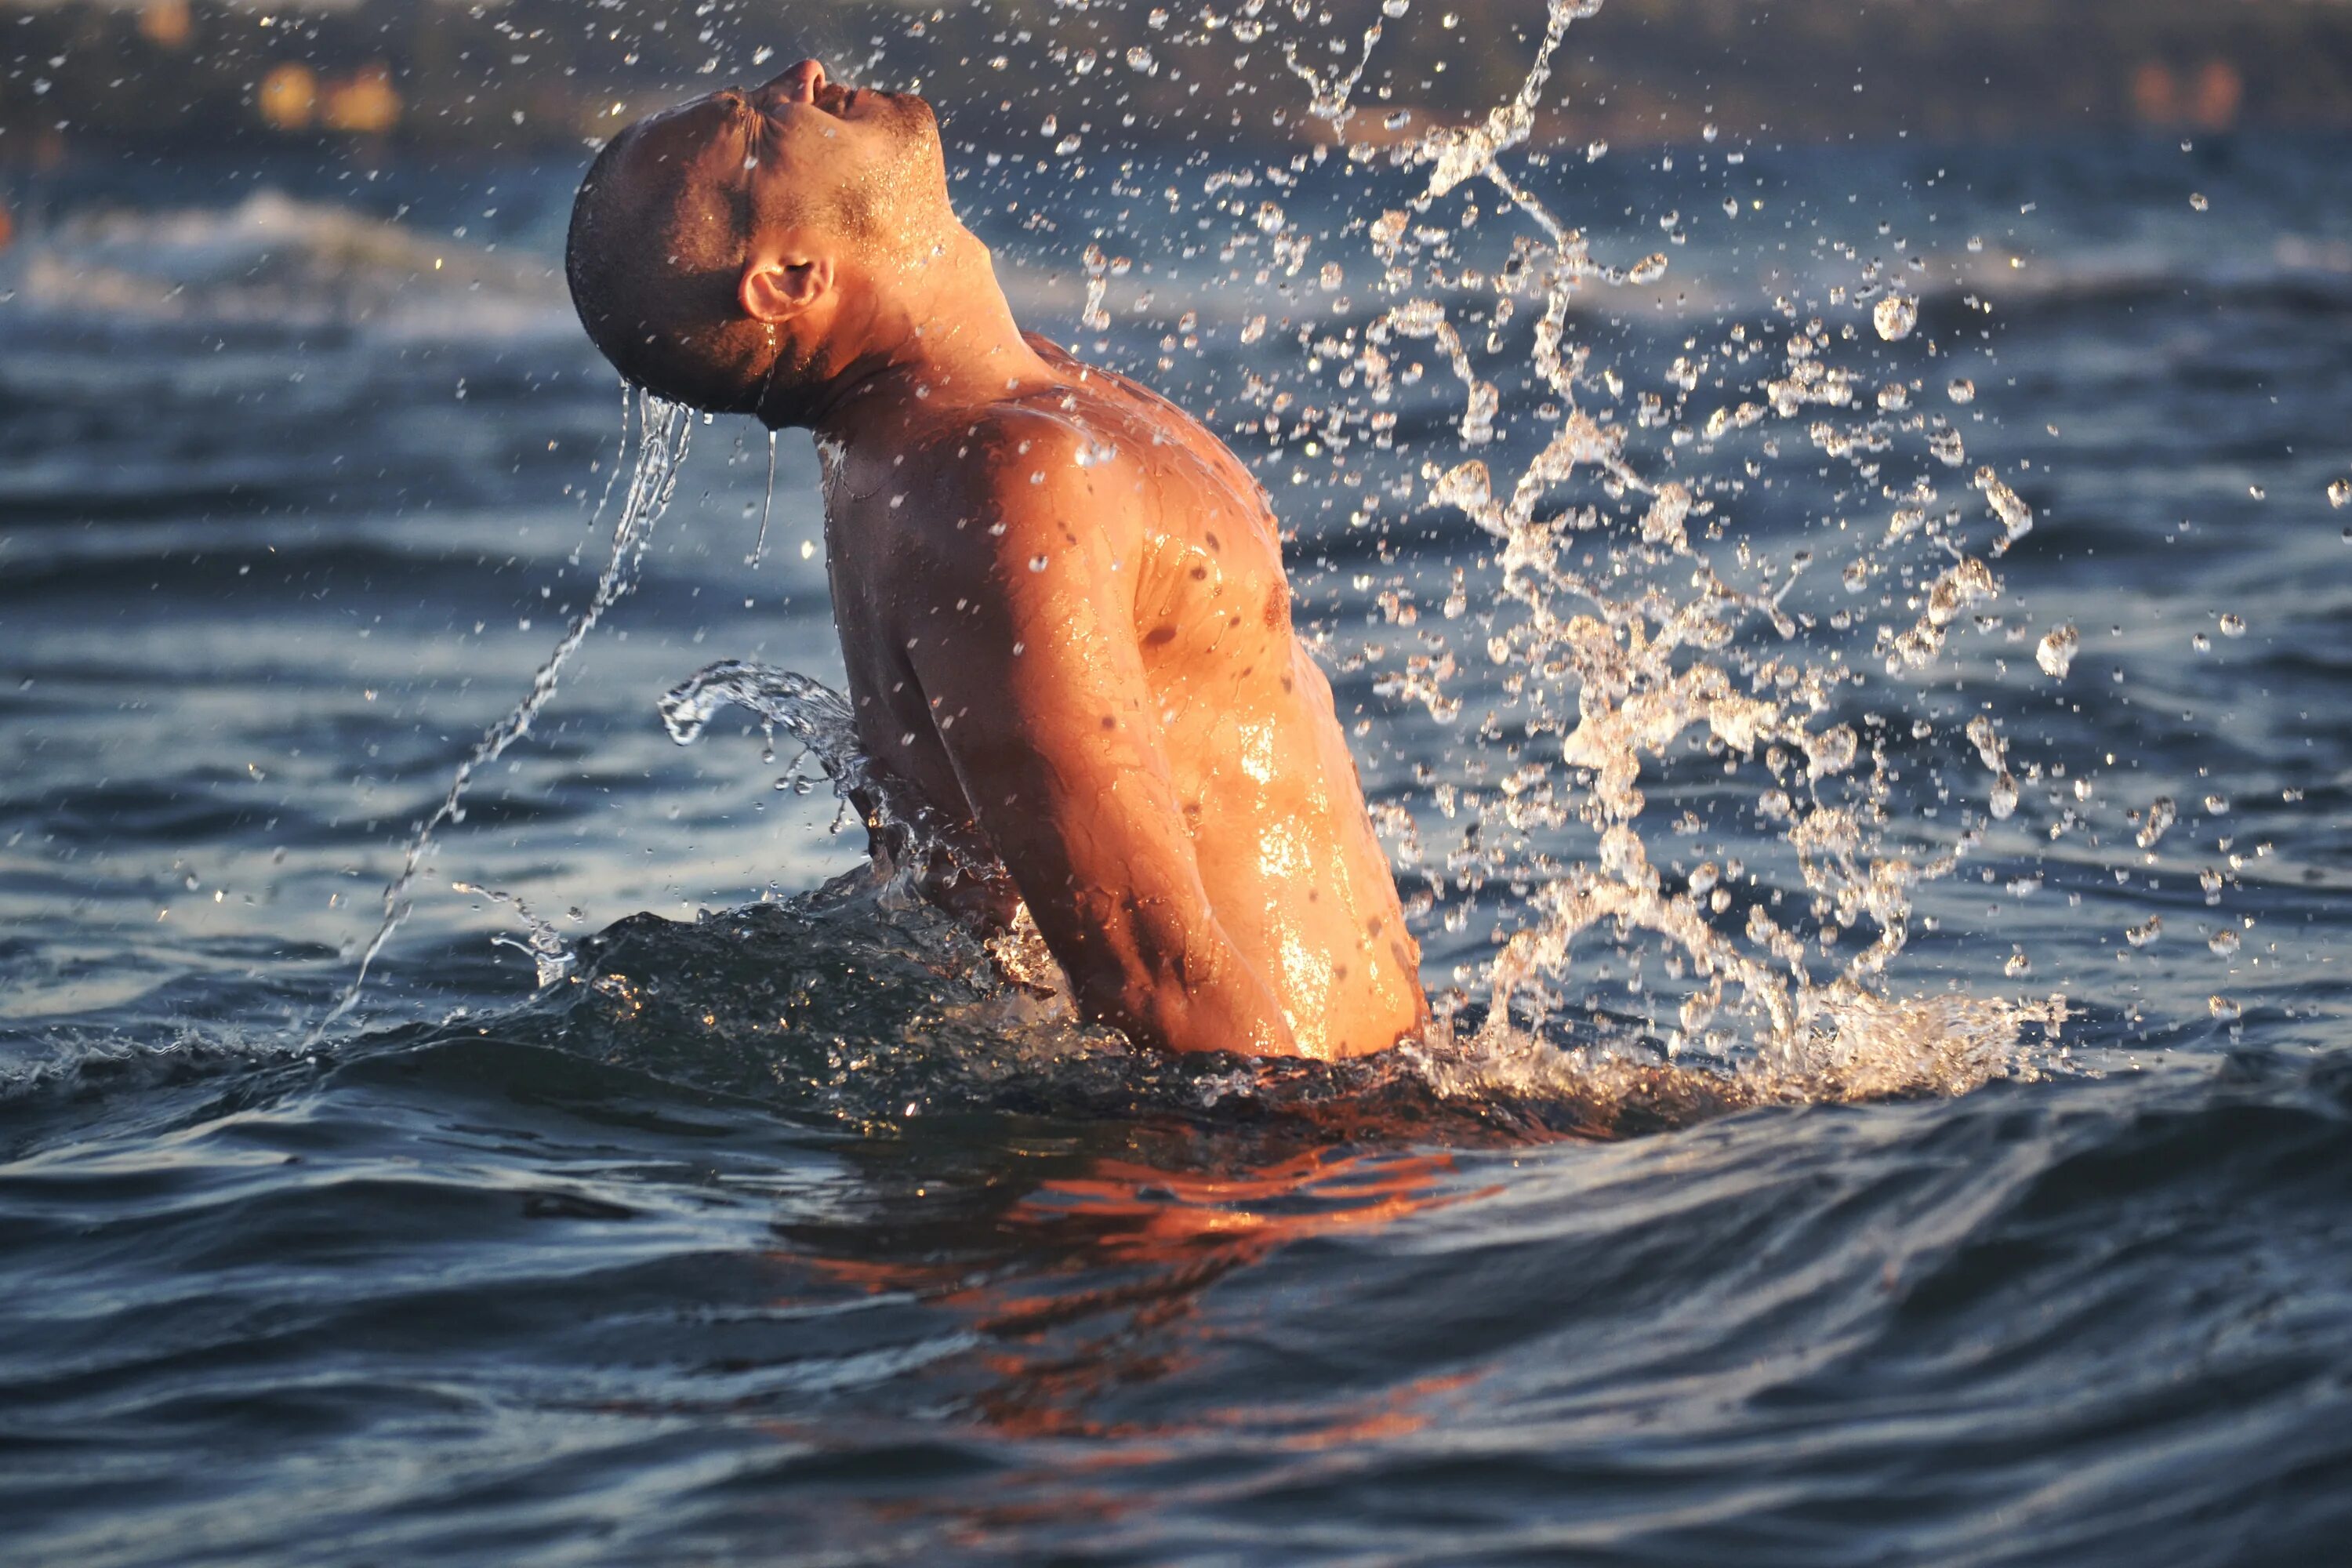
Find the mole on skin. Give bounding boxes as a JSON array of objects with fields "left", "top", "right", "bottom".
[{"left": 566, "top": 59, "right": 1426, "bottom": 1058}]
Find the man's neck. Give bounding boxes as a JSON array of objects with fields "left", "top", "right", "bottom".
[{"left": 800, "top": 229, "right": 1054, "bottom": 441}]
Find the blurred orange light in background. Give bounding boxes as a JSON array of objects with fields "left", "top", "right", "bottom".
[
  {"left": 256, "top": 63, "right": 317, "bottom": 132},
  {"left": 322, "top": 66, "right": 401, "bottom": 135},
  {"left": 139, "top": 0, "right": 191, "bottom": 50},
  {"left": 2191, "top": 60, "right": 2243, "bottom": 131}
]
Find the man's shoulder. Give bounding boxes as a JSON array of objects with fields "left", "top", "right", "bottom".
[
  {"left": 913, "top": 397, "right": 1099, "bottom": 483},
  {"left": 902, "top": 396, "right": 1132, "bottom": 527}
]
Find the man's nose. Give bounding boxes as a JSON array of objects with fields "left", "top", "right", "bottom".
[{"left": 768, "top": 59, "right": 826, "bottom": 103}]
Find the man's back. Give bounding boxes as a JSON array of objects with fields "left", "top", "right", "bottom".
[{"left": 820, "top": 341, "right": 1426, "bottom": 1058}]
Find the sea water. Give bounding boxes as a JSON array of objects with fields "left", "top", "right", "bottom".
[{"left": 3, "top": 5, "right": 2351, "bottom": 1563}]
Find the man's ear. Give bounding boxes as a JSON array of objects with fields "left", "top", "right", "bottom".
[{"left": 739, "top": 256, "right": 833, "bottom": 324}]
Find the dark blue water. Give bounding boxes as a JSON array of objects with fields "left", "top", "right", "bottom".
[{"left": 5, "top": 123, "right": 2352, "bottom": 1565}]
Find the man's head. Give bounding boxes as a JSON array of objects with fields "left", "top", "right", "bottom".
[{"left": 566, "top": 60, "right": 951, "bottom": 423}]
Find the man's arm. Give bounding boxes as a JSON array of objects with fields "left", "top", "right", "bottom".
[{"left": 896, "top": 426, "right": 1298, "bottom": 1057}]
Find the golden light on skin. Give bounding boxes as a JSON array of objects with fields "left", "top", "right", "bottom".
[
  {"left": 256, "top": 63, "right": 317, "bottom": 132},
  {"left": 1237, "top": 719, "right": 1279, "bottom": 784},
  {"left": 1279, "top": 926, "right": 1334, "bottom": 1058}
]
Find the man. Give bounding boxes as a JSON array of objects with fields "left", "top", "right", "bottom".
[{"left": 566, "top": 60, "right": 1425, "bottom": 1058}]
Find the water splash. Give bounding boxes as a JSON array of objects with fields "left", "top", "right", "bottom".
[
  {"left": 310, "top": 388, "right": 692, "bottom": 1041},
  {"left": 659, "top": 659, "right": 1002, "bottom": 901},
  {"left": 449, "top": 880, "right": 576, "bottom": 989},
  {"left": 745, "top": 426, "right": 779, "bottom": 568},
  {"left": 1191, "top": 0, "right": 2081, "bottom": 1077},
  {"left": 412, "top": 3, "right": 2113, "bottom": 1100},
  {"left": 611, "top": 0, "right": 2091, "bottom": 1098}
]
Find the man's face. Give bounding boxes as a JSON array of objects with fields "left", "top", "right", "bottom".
[
  {"left": 566, "top": 60, "right": 952, "bottom": 416},
  {"left": 622, "top": 59, "right": 946, "bottom": 257}
]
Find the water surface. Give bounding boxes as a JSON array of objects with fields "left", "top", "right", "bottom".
[{"left": 4, "top": 129, "right": 2350, "bottom": 1564}]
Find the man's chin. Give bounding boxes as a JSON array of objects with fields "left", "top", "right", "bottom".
[{"left": 876, "top": 89, "right": 938, "bottom": 140}]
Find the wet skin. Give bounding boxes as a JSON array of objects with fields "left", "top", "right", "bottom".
[
  {"left": 583, "top": 61, "right": 1427, "bottom": 1058},
  {"left": 822, "top": 339, "right": 1429, "bottom": 1060}
]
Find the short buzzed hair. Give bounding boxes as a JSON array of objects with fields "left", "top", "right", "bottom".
[{"left": 565, "top": 125, "right": 770, "bottom": 413}]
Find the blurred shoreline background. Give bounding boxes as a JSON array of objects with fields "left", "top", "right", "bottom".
[{"left": 0, "top": 0, "right": 2347, "bottom": 184}]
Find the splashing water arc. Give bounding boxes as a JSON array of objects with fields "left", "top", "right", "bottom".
[{"left": 313, "top": 390, "right": 694, "bottom": 1039}]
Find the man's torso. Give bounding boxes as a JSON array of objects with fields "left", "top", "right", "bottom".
[{"left": 818, "top": 344, "right": 1424, "bottom": 1058}]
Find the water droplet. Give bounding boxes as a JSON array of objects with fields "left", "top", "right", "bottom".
[
  {"left": 2126, "top": 915, "right": 2163, "bottom": 949},
  {"left": 1990, "top": 771, "right": 2020, "bottom": 820},
  {"left": 2209, "top": 928, "right": 2241, "bottom": 957},
  {"left": 2004, "top": 949, "right": 2031, "bottom": 977},
  {"left": 2034, "top": 622, "right": 2078, "bottom": 679},
  {"left": 2203, "top": 793, "right": 2229, "bottom": 815},
  {"left": 2249, "top": 484, "right": 2267, "bottom": 499},
  {"left": 2189, "top": 192, "right": 2209, "bottom": 212},
  {"left": 1873, "top": 293, "right": 1918, "bottom": 341},
  {"left": 2209, "top": 995, "right": 2241, "bottom": 1023},
  {"left": 2191, "top": 632, "right": 2212, "bottom": 653},
  {"left": 1627, "top": 253, "right": 1668, "bottom": 285},
  {"left": 1585, "top": 140, "right": 1609, "bottom": 162},
  {"left": 2218, "top": 613, "right": 2246, "bottom": 637},
  {"left": 1966, "top": 714, "right": 2005, "bottom": 771},
  {"left": 1974, "top": 467, "right": 2034, "bottom": 543},
  {"left": 1028, "top": 554, "right": 1051, "bottom": 572},
  {"left": 2329, "top": 478, "right": 2351, "bottom": 509},
  {"left": 1947, "top": 378, "right": 1976, "bottom": 405},
  {"left": 2136, "top": 796, "right": 2178, "bottom": 850},
  {"left": 1255, "top": 200, "right": 1287, "bottom": 235}
]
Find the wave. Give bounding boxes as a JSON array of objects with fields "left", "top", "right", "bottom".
[
  {"left": 0, "top": 190, "right": 573, "bottom": 341},
  {"left": 0, "top": 860, "right": 2074, "bottom": 1154}
]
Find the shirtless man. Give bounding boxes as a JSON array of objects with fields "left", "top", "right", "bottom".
[{"left": 564, "top": 60, "right": 1425, "bottom": 1059}]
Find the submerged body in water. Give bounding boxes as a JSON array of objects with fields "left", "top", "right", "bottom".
[{"left": 564, "top": 60, "right": 1425, "bottom": 1058}]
